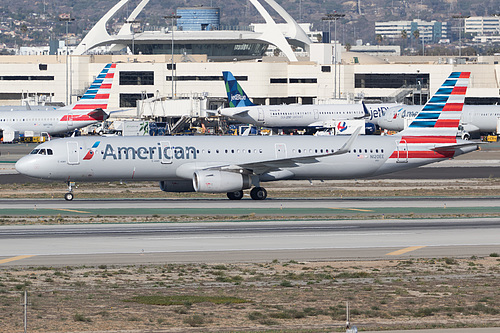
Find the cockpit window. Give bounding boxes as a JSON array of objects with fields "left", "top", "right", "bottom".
[{"left": 29, "top": 148, "right": 53, "bottom": 155}]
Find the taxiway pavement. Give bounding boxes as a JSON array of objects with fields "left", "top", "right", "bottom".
[{"left": 0, "top": 218, "right": 498, "bottom": 266}]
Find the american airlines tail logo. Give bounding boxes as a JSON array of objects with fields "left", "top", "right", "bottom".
[{"left": 83, "top": 141, "right": 100, "bottom": 160}]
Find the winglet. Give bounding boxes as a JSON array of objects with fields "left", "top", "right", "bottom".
[
  {"left": 355, "top": 102, "right": 370, "bottom": 119},
  {"left": 222, "top": 71, "right": 255, "bottom": 107},
  {"left": 332, "top": 126, "right": 362, "bottom": 155}
]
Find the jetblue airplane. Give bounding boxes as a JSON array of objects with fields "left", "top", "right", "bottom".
[
  {"left": 219, "top": 71, "right": 396, "bottom": 129},
  {"left": 16, "top": 72, "right": 478, "bottom": 201},
  {"left": 0, "top": 63, "right": 116, "bottom": 137},
  {"left": 378, "top": 104, "right": 500, "bottom": 139}
]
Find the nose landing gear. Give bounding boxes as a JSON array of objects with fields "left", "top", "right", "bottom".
[{"left": 65, "top": 181, "right": 75, "bottom": 201}]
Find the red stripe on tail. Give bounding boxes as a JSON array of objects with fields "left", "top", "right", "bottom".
[
  {"left": 434, "top": 119, "right": 460, "bottom": 128},
  {"left": 443, "top": 103, "right": 463, "bottom": 111},
  {"left": 401, "top": 136, "right": 457, "bottom": 144}
]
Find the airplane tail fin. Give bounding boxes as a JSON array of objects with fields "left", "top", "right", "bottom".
[
  {"left": 400, "top": 72, "right": 470, "bottom": 140},
  {"left": 61, "top": 63, "right": 116, "bottom": 113},
  {"left": 222, "top": 71, "right": 255, "bottom": 107}
]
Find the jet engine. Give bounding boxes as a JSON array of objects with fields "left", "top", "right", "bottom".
[
  {"left": 159, "top": 180, "right": 195, "bottom": 192},
  {"left": 193, "top": 170, "right": 251, "bottom": 193}
]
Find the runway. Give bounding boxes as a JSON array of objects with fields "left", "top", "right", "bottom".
[
  {"left": 1, "top": 197, "right": 500, "bottom": 216},
  {"left": 0, "top": 218, "right": 499, "bottom": 266}
]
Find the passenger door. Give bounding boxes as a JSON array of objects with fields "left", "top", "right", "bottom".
[
  {"left": 67, "top": 141, "right": 79, "bottom": 165},
  {"left": 396, "top": 139, "right": 408, "bottom": 163}
]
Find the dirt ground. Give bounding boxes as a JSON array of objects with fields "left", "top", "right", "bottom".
[{"left": 0, "top": 257, "right": 498, "bottom": 332}]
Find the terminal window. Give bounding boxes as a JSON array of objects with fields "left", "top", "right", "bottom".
[
  {"left": 119, "top": 71, "right": 154, "bottom": 85},
  {"left": 355, "top": 73, "right": 429, "bottom": 89},
  {"left": 289, "top": 78, "right": 317, "bottom": 84},
  {"left": 0, "top": 76, "right": 54, "bottom": 81},
  {"left": 120, "top": 93, "right": 154, "bottom": 108},
  {"left": 167, "top": 76, "right": 248, "bottom": 81}
]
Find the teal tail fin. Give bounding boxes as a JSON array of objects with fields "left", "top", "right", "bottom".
[{"left": 222, "top": 71, "right": 255, "bottom": 107}]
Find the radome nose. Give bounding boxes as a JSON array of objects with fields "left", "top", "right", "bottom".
[{"left": 15, "top": 156, "right": 37, "bottom": 177}]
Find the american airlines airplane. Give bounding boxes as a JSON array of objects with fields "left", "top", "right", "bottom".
[
  {"left": 378, "top": 104, "right": 500, "bottom": 139},
  {"left": 219, "top": 71, "right": 396, "bottom": 129},
  {"left": 0, "top": 63, "right": 116, "bottom": 138},
  {"left": 16, "top": 72, "right": 478, "bottom": 201}
]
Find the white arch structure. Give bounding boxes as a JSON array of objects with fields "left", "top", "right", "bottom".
[{"left": 74, "top": 0, "right": 311, "bottom": 62}]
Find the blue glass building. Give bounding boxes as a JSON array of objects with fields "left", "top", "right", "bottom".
[{"left": 176, "top": 7, "right": 220, "bottom": 31}]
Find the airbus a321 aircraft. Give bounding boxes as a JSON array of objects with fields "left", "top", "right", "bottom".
[
  {"left": 378, "top": 104, "right": 500, "bottom": 139},
  {"left": 16, "top": 72, "right": 478, "bottom": 201},
  {"left": 0, "top": 63, "right": 116, "bottom": 137},
  {"left": 219, "top": 71, "right": 395, "bottom": 129}
]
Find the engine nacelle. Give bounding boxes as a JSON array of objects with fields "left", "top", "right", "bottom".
[
  {"left": 193, "top": 170, "right": 251, "bottom": 193},
  {"left": 159, "top": 180, "right": 195, "bottom": 192}
]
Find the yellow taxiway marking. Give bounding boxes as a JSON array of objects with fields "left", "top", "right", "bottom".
[
  {"left": 386, "top": 246, "right": 426, "bottom": 256},
  {"left": 0, "top": 255, "right": 36, "bottom": 265},
  {"left": 329, "top": 208, "right": 373, "bottom": 212},
  {"left": 50, "top": 208, "right": 91, "bottom": 214}
]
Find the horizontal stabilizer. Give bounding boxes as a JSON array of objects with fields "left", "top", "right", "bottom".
[
  {"left": 87, "top": 109, "right": 109, "bottom": 121},
  {"left": 431, "top": 141, "right": 481, "bottom": 152}
]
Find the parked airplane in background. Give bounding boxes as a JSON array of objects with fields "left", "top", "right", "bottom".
[
  {"left": 0, "top": 104, "right": 58, "bottom": 112},
  {"left": 16, "top": 72, "right": 478, "bottom": 201},
  {"left": 0, "top": 63, "right": 116, "bottom": 138},
  {"left": 378, "top": 104, "right": 500, "bottom": 139},
  {"left": 219, "top": 71, "right": 396, "bottom": 131}
]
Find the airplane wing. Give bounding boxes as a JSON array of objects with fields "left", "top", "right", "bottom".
[{"left": 205, "top": 127, "right": 362, "bottom": 175}]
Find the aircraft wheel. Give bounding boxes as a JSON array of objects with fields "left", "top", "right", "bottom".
[
  {"left": 227, "top": 190, "right": 244, "bottom": 200},
  {"left": 64, "top": 192, "right": 74, "bottom": 201},
  {"left": 250, "top": 187, "right": 267, "bottom": 200}
]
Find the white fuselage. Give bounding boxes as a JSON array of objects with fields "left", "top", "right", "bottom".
[
  {"left": 379, "top": 105, "right": 500, "bottom": 133},
  {"left": 16, "top": 135, "right": 475, "bottom": 184},
  {"left": 220, "top": 103, "right": 397, "bottom": 128},
  {"left": 0, "top": 109, "right": 102, "bottom": 135}
]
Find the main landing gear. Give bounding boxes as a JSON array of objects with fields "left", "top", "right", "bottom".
[
  {"left": 65, "top": 181, "right": 75, "bottom": 201},
  {"left": 226, "top": 187, "right": 268, "bottom": 200}
]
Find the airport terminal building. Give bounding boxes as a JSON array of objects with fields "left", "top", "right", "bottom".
[{"left": 0, "top": 0, "right": 499, "bottom": 120}]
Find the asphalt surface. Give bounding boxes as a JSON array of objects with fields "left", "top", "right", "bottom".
[{"left": 0, "top": 218, "right": 499, "bottom": 266}]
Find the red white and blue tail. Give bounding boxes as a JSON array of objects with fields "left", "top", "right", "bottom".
[
  {"left": 400, "top": 72, "right": 470, "bottom": 140},
  {"left": 61, "top": 63, "right": 116, "bottom": 112}
]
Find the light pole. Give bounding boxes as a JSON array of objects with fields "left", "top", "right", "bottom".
[
  {"left": 125, "top": 20, "right": 140, "bottom": 55},
  {"left": 164, "top": 14, "right": 181, "bottom": 99},
  {"left": 322, "top": 12, "right": 345, "bottom": 99},
  {"left": 452, "top": 14, "right": 469, "bottom": 57},
  {"left": 59, "top": 15, "right": 74, "bottom": 106}
]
